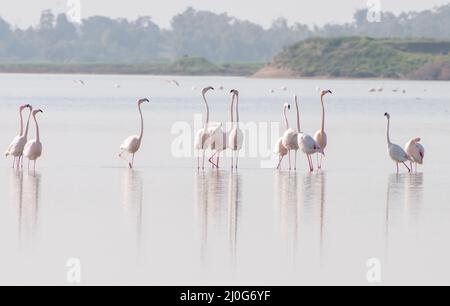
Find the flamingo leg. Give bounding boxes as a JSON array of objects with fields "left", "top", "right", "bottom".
[
  {"left": 28, "top": 159, "right": 30, "bottom": 170},
  {"left": 294, "top": 150, "right": 297, "bottom": 171},
  {"left": 231, "top": 151, "right": 234, "bottom": 170},
  {"left": 208, "top": 151, "right": 218, "bottom": 168},
  {"left": 128, "top": 154, "right": 134, "bottom": 169},
  {"left": 202, "top": 151, "right": 205, "bottom": 170},
  {"left": 216, "top": 152, "right": 220, "bottom": 169},
  {"left": 235, "top": 150, "right": 240, "bottom": 169},
  {"left": 16, "top": 156, "right": 20, "bottom": 169},
  {"left": 308, "top": 154, "right": 314, "bottom": 172},
  {"left": 277, "top": 155, "right": 284, "bottom": 170},
  {"left": 288, "top": 151, "right": 291, "bottom": 171},
  {"left": 34, "top": 160, "right": 36, "bottom": 172},
  {"left": 197, "top": 150, "right": 200, "bottom": 170},
  {"left": 402, "top": 162, "right": 411, "bottom": 173},
  {"left": 12, "top": 157, "right": 16, "bottom": 169},
  {"left": 319, "top": 154, "right": 323, "bottom": 169},
  {"left": 396, "top": 163, "right": 399, "bottom": 174}
]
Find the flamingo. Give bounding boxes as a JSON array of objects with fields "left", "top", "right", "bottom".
[
  {"left": 384, "top": 112, "right": 410, "bottom": 173},
  {"left": 295, "top": 95, "right": 322, "bottom": 172},
  {"left": 282, "top": 100, "right": 299, "bottom": 171},
  {"left": 274, "top": 103, "right": 290, "bottom": 170},
  {"left": 314, "top": 89, "right": 332, "bottom": 169},
  {"left": 228, "top": 89, "right": 244, "bottom": 170},
  {"left": 405, "top": 138, "right": 425, "bottom": 173},
  {"left": 208, "top": 123, "right": 226, "bottom": 168},
  {"left": 5, "top": 104, "right": 32, "bottom": 169},
  {"left": 118, "top": 98, "right": 149, "bottom": 169},
  {"left": 24, "top": 109, "right": 43, "bottom": 171},
  {"left": 194, "top": 87, "right": 215, "bottom": 170}
]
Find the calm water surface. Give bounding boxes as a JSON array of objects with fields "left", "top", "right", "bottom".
[{"left": 0, "top": 74, "right": 449, "bottom": 285}]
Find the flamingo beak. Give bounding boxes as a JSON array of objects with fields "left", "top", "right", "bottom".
[
  {"left": 328, "top": 90, "right": 333, "bottom": 94},
  {"left": 38, "top": 110, "right": 43, "bottom": 113}
]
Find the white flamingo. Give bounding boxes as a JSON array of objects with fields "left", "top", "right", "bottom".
[
  {"left": 5, "top": 104, "right": 32, "bottom": 169},
  {"left": 314, "top": 89, "right": 332, "bottom": 169},
  {"left": 208, "top": 90, "right": 231, "bottom": 169},
  {"left": 405, "top": 137, "right": 425, "bottom": 173},
  {"left": 295, "top": 95, "right": 322, "bottom": 172},
  {"left": 195, "top": 87, "right": 215, "bottom": 170},
  {"left": 282, "top": 100, "right": 299, "bottom": 171},
  {"left": 274, "top": 103, "right": 290, "bottom": 170},
  {"left": 24, "top": 109, "right": 44, "bottom": 171},
  {"left": 228, "top": 89, "right": 244, "bottom": 170},
  {"left": 384, "top": 112, "right": 410, "bottom": 173},
  {"left": 119, "top": 98, "right": 149, "bottom": 168}
]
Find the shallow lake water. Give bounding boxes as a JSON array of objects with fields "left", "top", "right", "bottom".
[{"left": 0, "top": 74, "right": 449, "bottom": 285}]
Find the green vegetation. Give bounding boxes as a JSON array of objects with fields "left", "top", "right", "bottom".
[
  {"left": 0, "top": 57, "right": 263, "bottom": 76},
  {"left": 267, "top": 37, "right": 450, "bottom": 79}
]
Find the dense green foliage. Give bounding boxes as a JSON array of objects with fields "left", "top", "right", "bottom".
[
  {"left": 271, "top": 37, "right": 450, "bottom": 79},
  {"left": 0, "top": 57, "right": 263, "bottom": 76},
  {"left": 2, "top": 5, "right": 450, "bottom": 64}
]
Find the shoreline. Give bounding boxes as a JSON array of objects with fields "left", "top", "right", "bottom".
[{"left": 0, "top": 64, "right": 449, "bottom": 82}]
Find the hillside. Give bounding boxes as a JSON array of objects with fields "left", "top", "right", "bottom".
[
  {"left": 0, "top": 57, "right": 263, "bottom": 76},
  {"left": 255, "top": 37, "right": 450, "bottom": 80}
]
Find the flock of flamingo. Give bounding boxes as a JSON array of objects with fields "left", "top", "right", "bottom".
[{"left": 4, "top": 87, "right": 425, "bottom": 174}]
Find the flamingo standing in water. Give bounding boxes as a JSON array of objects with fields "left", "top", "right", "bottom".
[
  {"left": 282, "top": 100, "right": 299, "bottom": 171},
  {"left": 274, "top": 103, "right": 290, "bottom": 170},
  {"left": 24, "top": 109, "right": 44, "bottom": 171},
  {"left": 228, "top": 89, "right": 244, "bottom": 170},
  {"left": 195, "top": 87, "right": 215, "bottom": 170},
  {"left": 119, "top": 98, "right": 149, "bottom": 168},
  {"left": 405, "top": 138, "right": 425, "bottom": 172},
  {"left": 314, "top": 89, "right": 332, "bottom": 169},
  {"left": 294, "top": 95, "right": 322, "bottom": 172},
  {"left": 384, "top": 112, "right": 410, "bottom": 173},
  {"left": 5, "top": 104, "right": 32, "bottom": 168},
  {"left": 207, "top": 91, "right": 229, "bottom": 169}
]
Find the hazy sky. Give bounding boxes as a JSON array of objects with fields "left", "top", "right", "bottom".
[{"left": 1, "top": 0, "right": 450, "bottom": 28}]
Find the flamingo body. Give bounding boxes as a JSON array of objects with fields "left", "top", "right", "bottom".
[
  {"left": 23, "top": 141, "right": 42, "bottom": 161},
  {"left": 388, "top": 143, "right": 409, "bottom": 163},
  {"left": 5, "top": 135, "right": 28, "bottom": 157},
  {"left": 313, "top": 130, "right": 327, "bottom": 153},
  {"left": 120, "top": 135, "right": 141, "bottom": 154},
  {"left": 282, "top": 128, "right": 299, "bottom": 151},
  {"left": 228, "top": 127, "right": 243, "bottom": 151},
  {"left": 299, "top": 133, "right": 321, "bottom": 155},
  {"left": 405, "top": 138, "right": 425, "bottom": 169}
]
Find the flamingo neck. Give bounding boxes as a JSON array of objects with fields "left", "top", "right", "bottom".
[
  {"left": 320, "top": 95, "right": 325, "bottom": 132},
  {"left": 283, "top": 106, "right": 289, "bottom": 130},
  {"left": 19, "top": 108, "right": 24, "bottom": 136},
  {"left": 230, "top": 94, "right": 235, "bottom": 126},
  {"left": 33, "top": 114, "right": 40, "bottom": 143},
  {"left": 295, "top": 98, "right": 301, "bottom": 133},
  {"left": 386, "top": 118, "right": 391, "bottom": 146},
  {"left": 202, "top": 93, "right": 209, "bottom": 129},
  {"left": 235, "top": 95, "right": 240, "bottom": 126},
  {"left": 138, "top": 103, "right": 144, "bottom": 142},
  {"left": 23, "top": 108, "right": 32, "bottom": 138}
]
